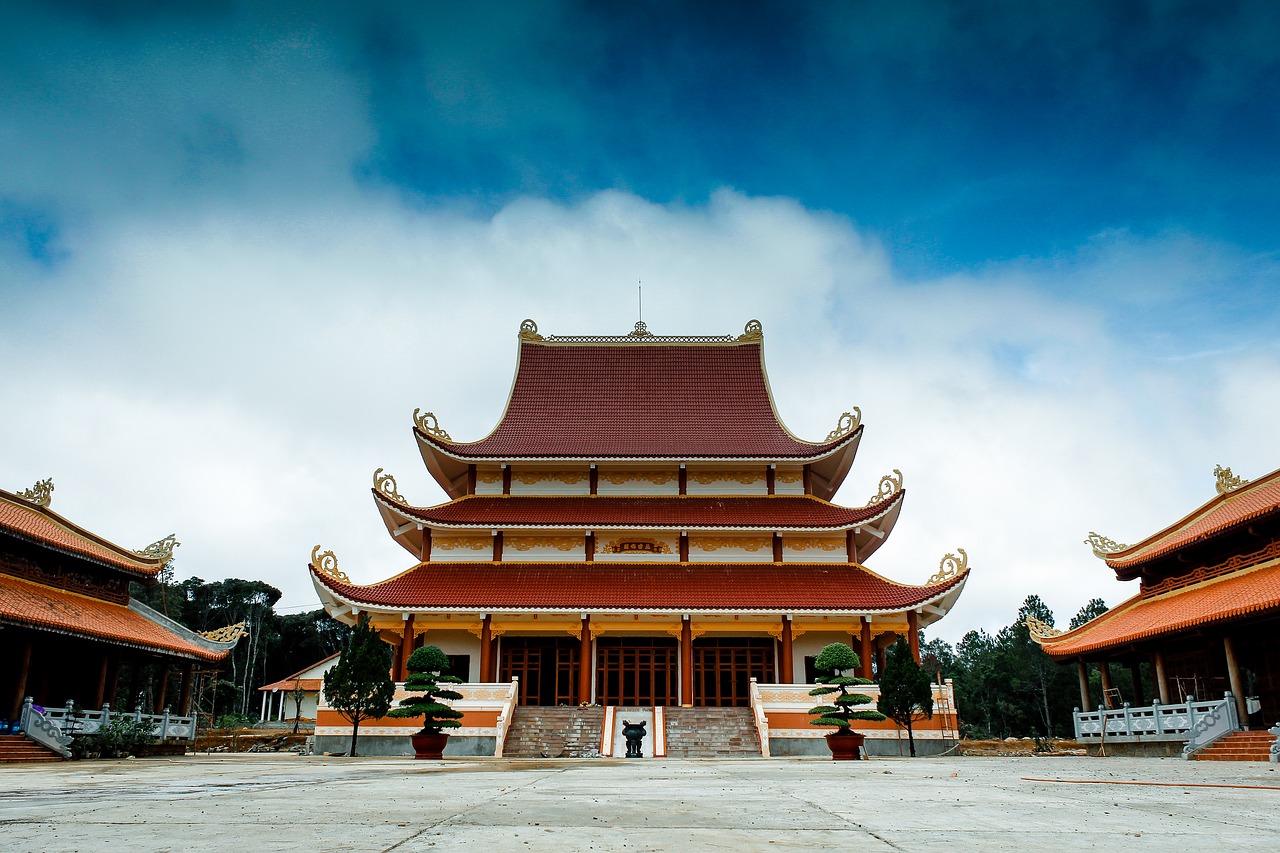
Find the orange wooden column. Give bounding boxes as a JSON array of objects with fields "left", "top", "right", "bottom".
[
  {"left": 578, "top": 616, "right": 592, "bottom": 704},
  {"left": 681, "top": 618, "right": 694, "bottom": 707},
  {"left": 907, "top": 610, "right": 921, "bottom": 663},
  {"left": 860, "top": 619, "right": 873, "bottom": 679},
  {"left": 479, "top": 615, "right": 494, "bottom": 682},
  {"left": 398, "top": 615, "right": 416, "bottom": 680},
  {"left": 779, "top": 617, "right": 793, "bottom": 683}
]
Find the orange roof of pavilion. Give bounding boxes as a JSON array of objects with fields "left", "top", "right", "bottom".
[{"left": 0, "top": 489, "right": 167, "bottom": 578}]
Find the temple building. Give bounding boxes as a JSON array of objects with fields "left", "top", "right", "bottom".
[
  {"left": 1032, "top": 465, "right": 1280, "bottom": 761},
  {"left": 1, "top": 480, "right": 241, "bottom": 754},
  {"left": 310, "top": 320, "right": 969, "bottom": 757}
]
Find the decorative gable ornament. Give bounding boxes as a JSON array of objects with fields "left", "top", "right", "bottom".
[
  {"left": 16, "top": 478, "right": 54, "bottom": 507},
  {"left": 134, "top": 534, "right": 179, "bottom": 562},
  {"left": 928, "top": 548, "right": 968, "bottom": 585},
  {"left": 865, "top": 469, "right": 903, "bottom": 507},
  {"left": 374, "top": 468, "right": 406, "bottom": 503},
  {"left": 1213, "top": 464, "right": 1248, "bottom": 495},
  {"left": 1085, "top": 532, "right": 1129, "bottom": 559}
]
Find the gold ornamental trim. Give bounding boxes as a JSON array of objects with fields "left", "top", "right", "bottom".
[
  {"left": 1213, "top": 464, "right": 1249, "bottom": 495},
  {"left": 691, "top": 470, "right": 760, "bottom": 486},
  {"left": 134, "top": 534, "right": 179, "bottom": 562},
  {"left": 201, "top": 622, "right": 249, "bottom": 643},
  {"left": 1084, "top": 532, "right": 1129, "bottom": 559},
  {"left": 690, "top": 535, "right": 770, "bottom": 553},
  {"left": 507, "top": 535, "right": 581, "bottom": 552},
  {"left": 477, "top": 470, "right": 502, "bottom": 484},
  {"left": 434, "top": 536, "right": 490, "bottom": 552},
  {"left": 311, "top": 545, "right": 350, "bottom": 584},
  {"left": 413, "top": 408, "right": 451, "bottom": 440},
  {"left": 825, "top": 408, "right": 862, "bottom": 442},
  {"left": 776, "top": 470, "right": 802, "bottom": 484},
  {"left": 16, "top": 478, "right": 53, "bottom": 507},
  {"left": 515, "top": 470, "right": 586, "bottom": 485},
  {"left": 601, "top": 470, "right": 675, "bottom": 486},
  {"left": 865, "top": 469, "right": 903, "bottom": 507},
  {"left": 599, "top": 538, "right": 672, "bottom": 555},
  {"left": 783, "top": 537, "right": 843, "bottom": 552},
  {"left": 373, "top": 468, "right": 406, "bottom": 503},
  {"left": 1023, "top": 615, "right": 1063, "bottom": 640},
  {"left": 927, "top": 548, "right": 968, "bottom": 585}
]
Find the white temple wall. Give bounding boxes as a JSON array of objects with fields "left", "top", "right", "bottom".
[
  {"left": 781, "top": 537, "right": 847, "bottom": 563},
  {"left": 431, "top": 534, "right": 494, "bottom": 561},
  {"left": 596, "top": 470, "right": 680, "bottom": 496},
  {"left": 594, "top": 532, "right": 681, "bottom": 562},
  {"left": 508, "top": 470, "right": 591, "bottom": 496},
  {"left": 773, "top": 468, "right": 805, "bottom": 495},
  {"left": 688, "top": 535, "right": 774, "bottom": 562},
  {"left": 503, "top": 535, "right": 586, "bottom": 561},
  {"left": 414, "top": 629, "right": 483, "bottom": 681},
  {"left": 474, "top": 470, "right": 504, "bottom": 496},
  {"left": 684, "top": 469, "right": 768, "bottom": 496}
]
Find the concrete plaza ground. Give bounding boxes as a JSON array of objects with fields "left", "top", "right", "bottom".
[{"left": 0, "top": 754, "right": 1277, "bottom": 852}]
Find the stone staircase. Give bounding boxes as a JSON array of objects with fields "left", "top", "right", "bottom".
[
  {"left": 503, "top": 707, "right": 605, "bottom": 758},
  {"left": 0, "top": 734, "right": 63, "bottom": 763},
  {"left": 1193, "top": 730, "right": 1277, "bottom": 762},
  {"left": 663, "top": 707, "right": 761, "bottom": 758}
]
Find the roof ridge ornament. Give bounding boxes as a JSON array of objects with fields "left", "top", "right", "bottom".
[
  {"left": 519, "top": 318, "right": 543, "bottom": 341},
  {"left": 1085, "top": 532, "right": 1129, "bottom": 559},
  {"left": 865, "top": 469, "right": 903, "bottom": 506},
  {"left": 738, "top": 319, "right": 763, "bottom": 341},
  {"left": 16, "top": 477, "right": 54, "bottom": 507},
  {"left": 133, "top": 534, "right": 179, "bottom": 562},
  {"left": 200, "top": 623, "right": 249, "bottom": 643},
  {"left": 413, "top": 408, "right": 452, "bottom": 440},
  {"left": 628, "top": 320, "right": 654, "bottom": 337},
  {"left": 928, "top": 548, "right": 968, "bottom": 584},
  {"left": 311, "top": 544, "right": 350, "bottom": 584},
  {"left": 1213, "top": 464, "right": 1248, "bottom": 495},
  {"left": 373, "top": 468, "right": 406, "bottom": 503},
  {"left": 826, "top": 408, "right": 862, "bottom": 442},
  {"left": 1023, "top": 614, "right": 1063, "bottom": 640}
]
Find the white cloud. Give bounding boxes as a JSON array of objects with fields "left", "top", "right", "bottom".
[{"left": 2, "top": 188, "right": 1277, "bottom": 641}]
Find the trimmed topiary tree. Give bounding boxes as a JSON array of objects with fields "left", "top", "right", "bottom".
[
  {"left": 876, "top": 637, "right": 934, "bottom": 757},
  {"left": 388, "top": 645, "right": 463, "bottom": 758},
  {"left": 809, "top": 642, "right": 886, "bottom": 758}
]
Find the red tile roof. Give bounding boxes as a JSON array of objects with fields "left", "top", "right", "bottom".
[
  {"left": 0, "top": 491, "right": 163, "bottom": 577},
  {"left": 1037, "top": 558, "right": 1280, "bottom": 657},
  {"left": 1105, "top": 468, "right": 1280, "bottom": 571},
  {"left": 419, "top": 340, "right": 853, "bottom": 459},
  {"left": 259, "top": 678, "right": 322, "bottom": 692},
  {"left": 311, "top": 560, "right": 966, "bottom": 612},
  {"left": 0, "top": 574, "right": 232, "bottom": 661},
  {"left": 378, "top": 491, "right": 902, "bottom": 529}
]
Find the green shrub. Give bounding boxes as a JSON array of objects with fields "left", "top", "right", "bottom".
[{"left": 72, "top": 717, "right": 157, "bottom": 759}]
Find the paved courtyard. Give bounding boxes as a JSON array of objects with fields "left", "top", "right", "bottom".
[{"left": 1, "top": 754, "right": 1277, "bottom": 852}]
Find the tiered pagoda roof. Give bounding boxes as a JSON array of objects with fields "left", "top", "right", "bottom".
[
  {"left": 416, "top": 321, "right": 861, "bottom": 500},
  {"left": 1036, "top": 466, "right": 1280, "bottom": 658},
  {"left": 0, "top": 485, "right": 239, "bottom": 662}
]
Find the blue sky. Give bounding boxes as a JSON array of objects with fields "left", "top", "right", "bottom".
[{"left": 2, "top": 0, "right": 1279, "bottom": 639}]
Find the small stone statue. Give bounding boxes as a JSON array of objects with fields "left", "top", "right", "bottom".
[{"left": 621, "top": 719, "right": 647, "bottom": 758}]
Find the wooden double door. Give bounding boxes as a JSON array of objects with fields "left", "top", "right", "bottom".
[
  {"left": 500, "top": 637, "right": 581, "bottom": 706},
  {"left": 596, "top": 638, "right": 678, "bottom": 706},
  {"left": 693, "top": 638, "right": 775, "bottom": 707}
]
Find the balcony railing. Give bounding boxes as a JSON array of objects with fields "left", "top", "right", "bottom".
[
  {"left": 21, "top": 697, "right": 197, "bottom": 748},
  {"left": 1072, "top": 693, "right": 1239, "bottom": 750}
]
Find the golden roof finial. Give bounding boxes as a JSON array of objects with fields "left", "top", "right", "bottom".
[
  {"left": 826, "top": 408, "right": 861, "bottom": 442},
  {"left": 200, "top": 623, "right": 249, "bottom": 643},
  {"left": 1213, "top": 464, "right": 1248, "bottom": 495},
  {"left": 413, "top": 408, "right": 451, "bottom": 440},
  {"left": 16, "top": 478, "right": 54, "bottom": 507},
  {"left": 519, "top": 318, "right": 543, "bottom": 341},
  {"left": 1023, "top": 614, "right": 1063, "bottom": 640},
  {"left": 738, "top": 319, "right": 763, "bottom": 341},
  {"left": 133, "top": 534, "right": 179, "bottom": 562},
  {"left": 373, "top": 468, "right": 406, "bottom": 503},
  {"left": 928, "top": 548, "right": 968, "bottom": 584},
  {"left": 1084, "top": 532, "right": 1128, "bottom": 559},
  {"left": 311, "top": 544, "right": 350, "bottom": 584},
  {"left": 865, "top": 469, "right": 903, "bottom": 507}
]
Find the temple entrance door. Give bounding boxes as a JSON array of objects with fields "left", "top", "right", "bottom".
[
  {"left": 595, "top": 638, "right": 678, "bottom": 706},
  {"left": 499, "top": 638, "right": 580, "bottom": 706},
  {"left": 693, "top": 638, "right": 776, "bottom": 707}
]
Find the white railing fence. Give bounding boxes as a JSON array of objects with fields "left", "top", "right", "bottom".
[
  {"left": 1072, "top": 693, "right": 1239, "bottom": 748},
  {"left": 18, "top": 698, "right": 72, "bottom": 758},
  {"left": 22, "top": 697, "right": 197, "bottom": 745},
  {"left": 1180, "top": 694, "right": 1240, "bottom": 759},
  {"left": 492, "top": 677, "right": 520, "bottom": 758},
  {"left": 747, "top": 678, "right": 771, "bottom": 758}
]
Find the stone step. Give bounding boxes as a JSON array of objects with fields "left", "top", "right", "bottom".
[
  {"left": 1193, "top": 731, "right": 1276, "bottom": 762},
  {"left": 0, "top": 735, "right": 63, "bottom": 762},
  {"left": 503, "top": 707, "right": 605, "bottom": 758},
  {"left": 663, "top": 707, "right": 761, "bottom": 759}
]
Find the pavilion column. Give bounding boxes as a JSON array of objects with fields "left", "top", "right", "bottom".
[
  {"left": 578, "top": 616, "right": 592, "bottom": 704},
  {"left": 1127, "top": 660, "right": 1144, "bottom": 707},
  {"left": 1153, "top": 650, "right": 1171, "bottom": 704},
  {"left": 846, "top": 529, "right": 859, "bottom": 564},
  {"left": 1223, "top": 635, "right": 1249, "bottom": 725},
  {"left": 778, "top": 617, "right": 793, "bottom": 683},
  {"left": 679, "top": 532, "right": 688, "bottom": 562},
  {"left": 680, "top": 618, "right": 694, "bottom": 707},
  {"left": 1077, "top": 661, "right": 1092, "bottom": 712},
  {"left": 10, "top": 638, "right": 32, "bottom": 719},
  {"left": 907, "top": 610, "right": 921, "bottom": 663},
  {"left": 479, "top": 616, "right": 494, "bottom": 682},
  {"left": 399, "top": 615, "right": 416, "bottom": 681},
  {"left": 260, "top": 691, "right": 268, "bottom": 722},
  {"left": 105, "top": 650, "right": 121, "bottom": 706},
  {"left": 766, "top": 465, "right": 776, "bottom": 495},
  {"left": 586, "top": 532, "right": 595, "bottom": 562},
  {"left": 772, "top": 533, "right": 783, "bottom": 563},
  {"left": 94, "top": 650, "right": 110, "bottom": 708},
  {"left": 420, "top": 529, "right": 431, "bottom": 562},
  {"left": 492, "top": 531, "right": 503, "bottom": 562},
  {"left": 859, "top": 619, "right": 873, "bottom": 680},
  {"left": 156, "top": 662, "right": 171, "bottom": 712},
  {"left": 178, "top": 663, "right": 194, "bottom": 715},
  {"left": 1099, "top": 661, "right": 1115, "bottom": 708}
]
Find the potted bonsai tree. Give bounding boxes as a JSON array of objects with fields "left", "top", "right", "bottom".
[
  {"left": 808, "top": 642, "right": 886, "bottom": 760},
  {"left": 388, "top": 645, "right": 464, "bottom": 759}
]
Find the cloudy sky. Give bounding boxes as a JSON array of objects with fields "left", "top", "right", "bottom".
[{"left": 3, "top": 1, "right": 1278, "bottom": 643}]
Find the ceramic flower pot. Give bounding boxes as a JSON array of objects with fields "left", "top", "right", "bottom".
[
  {"left": 825, "top": 730, "right": 865, "bottom": 761},
  {"left": 411, "top": 732, "right": 449, "bottom": 760}
]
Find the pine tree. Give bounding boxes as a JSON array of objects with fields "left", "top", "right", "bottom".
[
  {"left": 322, "top": 616, "right": 394, "bottom": 757},
  {"left": 877, "top": 638, "right": 934, "bottom": 757}
]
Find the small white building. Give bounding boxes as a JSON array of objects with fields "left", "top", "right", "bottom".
[{"left": 258, "top": 653, "right": 339, "bottom": 724}]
